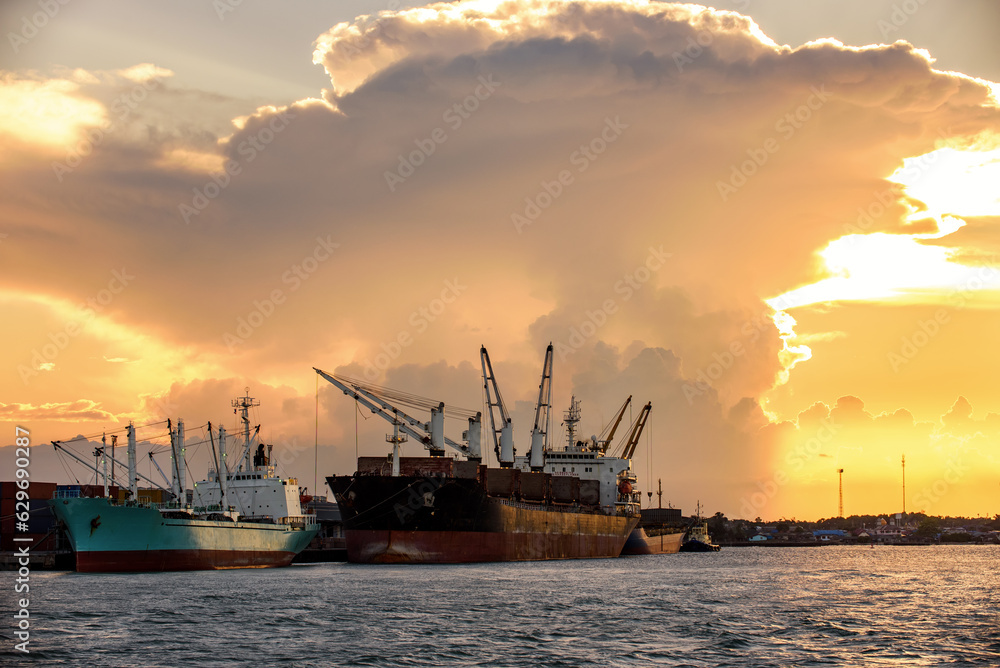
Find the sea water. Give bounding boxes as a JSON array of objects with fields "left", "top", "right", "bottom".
[{"left": 11, "top": 545, "right": 1000, "bottom": 666}]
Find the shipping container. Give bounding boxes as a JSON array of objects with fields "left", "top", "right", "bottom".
[
  {"left": 400, "top": 457, "right": 453, "bottom": 478},
  {"left": 520, "top": 472, "right": 549, "bottom": 501},
  {"left": 0, "top": 480, "right": 57, "bottom": 500},
  {"left": 485, "top": 468, "right": 520, "bottom": 497},
  {"left": 1, "top": 481, "right": 60, "bottom": 500},
  {"left": 551, "top": 476, "right": 581, "bottom": 503},
  {"left": 27, "top": 499, "right": 56, "bottom": 534},
  {"left": 357, "top": 456, "right": 392, "bottom": 475},
  {"left": 137, "top": 488, "right": 165, "bottom": 504},
  {"left": 453, "top": 460, "right": 479, "bottom": 480},
  {"left": 30, "top": 482, "right": 59, "bottom": 500},
  {"left": 641, "top": 508, "right": 682, "bottom": 524},
  {"left": 579, "top": 479, "right": 601, "bottom": 505}
]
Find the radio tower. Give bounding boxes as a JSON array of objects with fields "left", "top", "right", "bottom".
[
  {"left": 838, "top": 468, "right": 844, "bottom": 518},
  {"left": 901, "top": 454, "right": 906, "bottom": 515}
]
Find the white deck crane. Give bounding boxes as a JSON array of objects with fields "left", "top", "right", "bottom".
[
  {"left": 529, "top": 343, "right": 554, "bottom": 471},
  {"left": 480, "top": 346, "right": 515, "bottom": 468},
  {"left": 314, "top": 368, "right": 482, "bottom": 477}
]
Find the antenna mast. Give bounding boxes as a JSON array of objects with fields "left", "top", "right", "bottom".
[
  {"left": 838, "top": 468, "right": 844, "bottom": 518},
  {"left": 564, "top": 397, "right": 581, "bottom": 449},
  {"left": 901, "top": 454, "right": 906, "bottom": 515},
  {"left": 233, "top": 388, "right": 260, "bottom": 472}
]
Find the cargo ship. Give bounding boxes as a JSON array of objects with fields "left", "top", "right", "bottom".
[
  {"left": 49, "top": 393, "right": 318, "bottom": 572},
  {"left": 622, "top": 526, "right": 685, "bottom": 555},
  {"left": 621, "top": 481, "right": 686, "bottom": 555},
  {"left": 318, "top": 344, "right": 648, "bottom": 564}
]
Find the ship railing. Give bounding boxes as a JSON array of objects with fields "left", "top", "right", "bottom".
[
  {"left": 497, "top": 496, "right": 613, "bottom": 516},
  {"left": 277, "top": 515, "right": 318, "bottom": 528}
]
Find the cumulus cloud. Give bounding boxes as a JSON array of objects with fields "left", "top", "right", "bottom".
[
  {"left": 4, "top": 0, "right": 1000, "bottom": 518},
  {"left": 0, "top": 400, "right": 117, "bottom": 422}
]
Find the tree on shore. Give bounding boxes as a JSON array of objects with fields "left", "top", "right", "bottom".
[{"left": 915, "top": 516, "right": 940, "bottom": 537}]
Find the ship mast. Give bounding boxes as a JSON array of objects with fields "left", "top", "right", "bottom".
[
  {"left": 386, "top": 420, "right": 407, "bottom": 477},
  {"left": 564, "top": 397, "right": 581, "bottom": 450},
  {"left": 100, "top": 433, "right": 108, "bottom": 496},
  {"left": 127, "top": 423, "right": 138, "bottom": 499},
  {"left": 233, "top": 389, "right": 260, "bottom": 472}
]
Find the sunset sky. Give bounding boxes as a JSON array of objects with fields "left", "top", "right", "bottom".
[{"left": 2, "top": 0, "right": 999, "bottom": 521}]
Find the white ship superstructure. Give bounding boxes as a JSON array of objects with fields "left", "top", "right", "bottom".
[
  {"left": 193, "top": 393, "right": 308, "bottom": 524},
  {"left": 512, "top": 393, "right": 646, "bottom": 512}
]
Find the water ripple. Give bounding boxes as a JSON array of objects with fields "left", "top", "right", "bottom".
[{"left": 18, "top": 545, "right": 1000, "bottom": 666}]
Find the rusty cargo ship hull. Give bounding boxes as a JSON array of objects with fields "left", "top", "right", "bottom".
[
  {"left": 621, "top": 527, "right": 685, "bottom": 555},
  {"left": 329, "top": 458, "right": 639, "bottom": 564}
]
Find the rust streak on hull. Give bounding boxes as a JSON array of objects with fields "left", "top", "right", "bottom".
[
  {"left": 75, "top": 549, "right": 297, "bottom": 572},
  {"left": 621, "top": 527, "right": 685, "bottom": 555},
  {"left": 333, "top": 472, "right": 638, "bottom": 564}
]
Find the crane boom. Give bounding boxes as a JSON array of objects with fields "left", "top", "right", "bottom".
[
  {"left": 599, "top": 395, "right": 632, "bottom": 453},
  {"left": 52, "top": 441, "right": 167, "bottom": 493},
  {"left": 529, "top": 343, "right": 554, "bottom": 470},
  {"left": 314, "top": 368, "right": 481, "bottom": 460},
  {"left": 621, "top": 402, "right": 652, "bottom": 460},
  {"left": 481, "top": 346, "right": 515, "bottom": 467}
]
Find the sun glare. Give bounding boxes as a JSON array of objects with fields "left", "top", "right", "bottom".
[
  {"left": 890, "top": 144, "right": 1000, "bottom": 220},
  {"left": 769, "top": 138, "right": 1000, "bottom": 312},
  {"left": 0, "top": 77, "right": 106, "bottom": 151},
  {"left": 770, "top": 231, "right": 1000, "bottom": 310}
]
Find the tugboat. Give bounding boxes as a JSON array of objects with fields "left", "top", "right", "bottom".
[{"left": 679, "top": 502, "right": 721, "bottom": 552}]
